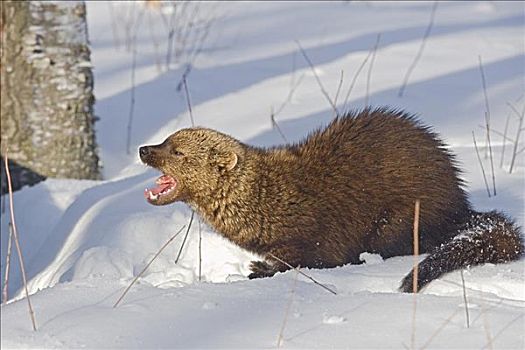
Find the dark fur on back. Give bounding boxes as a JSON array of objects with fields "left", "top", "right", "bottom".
[{"left": 140, "top": 107, "right": 524, "bottom": 292}]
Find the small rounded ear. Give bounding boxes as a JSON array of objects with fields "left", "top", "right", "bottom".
[
  {"left": 212, "top": 149, "right": 238, "bottom": 171},
  {"left": 224, "top": 152, "right": 238, "bottom": 171}
]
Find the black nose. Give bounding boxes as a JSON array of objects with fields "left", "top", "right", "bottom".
[{"left": 139, "top": 146, "right": 150, "bottom": 158}]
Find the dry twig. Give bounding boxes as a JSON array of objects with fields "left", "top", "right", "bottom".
[
  {"left": 125, "top": 10, "right": 145, "bottom": 155},
  {"left": 410, "top": 200, "right": 420, "bottom": 350},
  {"left": 476, "top": 125, "right": 514, "bottom": 144},
  {"left": 271, "top": 109, "right": 289, "bottom": 143},
  {"left": 472, "top": 131, "right": 491, "bottom": 198},
  {"left": 420, "top": 308, "right": 460, "bottom": 349},
  {"left": 173, "top": 74, "right": 197, "bottom": 262},
  {"left": 3, "top": 148, "right": 37, "bottom": 330},
  {"left": 175, "top": 211, "right": 195, "bottom": 264},
  {"left": 508, "top": 102, "right": 524, "bottom": 174},
  {"left": 125, "top": 43, "right": 138, "bottom": 155},
  {"left": 2, "top": 223, "right": 13, "bottom": 304},
  {"left": 365, "top": 33, "right": 381, "bottom": 107},
  {"left": 147, "top": 9, "right": 163, "bottom": 72},
  {"left": 478, "top": 56, "right": 496, "bottom": 195},
  {"left": 333, "top": 70, "right": 344, "bottom": 117},
  {"left": 478, "top": 55, "right": 491, "bottom": 159},
  {"left": 277, "top": 266, "right": 300, "bottom": 348},
  {"left": 485, "top": 112, "right": 496, "bottom": 196},
  {"left": 296, "top": 40, "right": 338, "bottom": 115},
  {"left": 342, "top": 38, "right": 376, "bottom": 110},
  {"left": 274, "top": 72, "right": 305, "bottom": 118},
  {"left": 107, "top": 2, "right": 121, "bottom": 49},
  {"left": 114, "top": 225, "right": 186, "bottom": 308},
  {"left": 460, "top": 269, "right": 470, "bottom": 328},
  {"left": 480, "top": 291, "right": 493, "bottom": 350},
  {"left": 507, "top": 101, "right": 523, "bottom": 120},
  {"left": 268, "top": 253, "right": 337, "bottom": 295},
  {"left": 412, "top": 200, "right": 420, "bottom": 293},
  {"left": 198, "top": 219, "right": 202, "bottom": 282},
  {"left": 182, "top": 75, "right": 195, "bottom": 127},
  {"left": 398, "top": 1, "right": 438, "bottom": 97},
  {"left": 1, "top": 167, "right": 6, "bottom": 214},
  {"left": 270, "top": 54, "right": 307, "bottom": 143},
  {"left": 482, "top": 314, "right": 524, "bottom": 350}
]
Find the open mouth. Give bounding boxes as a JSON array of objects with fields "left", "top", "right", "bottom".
[{"left": 144, "top": 175, "right": 177, "bottom": 204}]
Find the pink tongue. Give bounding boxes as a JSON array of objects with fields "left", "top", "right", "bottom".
[
  {"left": 150, "top": 183, "right": 172, "bottom": 195},
  {"left": 144, "top": 175, "right": 176, "bottom": 199}
]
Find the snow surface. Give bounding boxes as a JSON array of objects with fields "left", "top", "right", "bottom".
[{"left": 1, "top": 1, "right": 524, "bottom": 348}]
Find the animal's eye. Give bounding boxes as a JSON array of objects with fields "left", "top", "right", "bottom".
[{"left": 172, "top": 149, "right": 184, "bottom": 156}]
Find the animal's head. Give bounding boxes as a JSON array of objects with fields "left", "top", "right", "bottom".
[{"left": 139, "top": 127, "right": 244, "bottom": 206}]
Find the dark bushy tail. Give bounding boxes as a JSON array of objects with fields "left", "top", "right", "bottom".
[{"left": 400, "top": 211, "right": 524, "bottom": 293}]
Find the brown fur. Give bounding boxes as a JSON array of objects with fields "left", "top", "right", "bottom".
[{"left": 139, "top": 107, "right": 524, "bottom": 292}]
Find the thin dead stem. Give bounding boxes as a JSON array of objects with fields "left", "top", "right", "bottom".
[
  {"left": 1, "top": 178, "right": 5, "bottom": 214},
  {"left": 472, "top": 131, "right": 491, "bottom": 198},
  {"left": 398, "top": 1, "right": 438, "bottom": 97},
  {"left": 508, "top": 103, "right": 524, "bottom": 174},
  {"left": 147, "top": 9, "right": 163, "bottom": 72},
  {"left": 113, "top": 225, "right": 186, "bottom": 308},
  {"left": 2, "top": 222, "right": 13, "bottom": 304},
  {"left": 164, "top": 2, "right": 182, "bottom": 69},
  {"left": 420, "top": 308, "right": 460, "bottom": 350},
  {"left": 182, "top": 75, "right": 195, "bottom": 127},
  {"left": 162, "top": 2, "right": 215, "bottom": 69},
  {"left": 277, "top": 266, "right": 300, "bottom": 348},
  {"left": 410, "top": 200, "right": 420, "bottom": 350},
  {"left": 480, "top": 291, "right": 493, "bottom": 350},
  {"left": 507, "top": 101, "right": 522, "bottom": 120},
  {"left": 471, "top": 299, "right": 503, "bottom": 326},
  {"left": 198, "top": 219, "right": 202, "bottom": 282},
  {"left": 271, "top": 110, "right": 289, "bottom": 143},
  {"left": 268, "top": 253, "right": 337, "bottom": 295},
  {"left": 270, "top": 55, "right": 307, "bottom": 143},
  {"left": 365, "top": 33, "right": 381, "bottom": 108},
  {"left": 175, "top": 70, "right": 197, "bottom": 266},
  {"left": 290, "top": 51, "right": 297, "bottom": 91},
  {"left": 125, "top": 10, "right": 145, "bottom": 155},
  {"left": 333, "top": 70, "right": 344, "bottom": 117},
  {"left": 274, "top": 72, "right": 305, "bottom": 118},
  {"left": 478, "top": 55, "right": 491, "bottom": 159},
  {"left": 175, "top": 211, "right": 195, "bottom": 264},
  {"left": 274, "top": 74, "right": 305, "bottom": 117},
  {"left": 342, "top": 38, "right": 376, "bottom": 110},
  {"left": 482, "top": 314, "right": 524, "bottom": 350},
  {"left": 296, "top": 40, "right": 338, "bottom": 115},
  {"left": 477, "top": 125, "right": 514, "bottom": 144},
  {"left": 485, "top": 112, "right": 496, "bottom": 196},
  {"left": 478, "top": 56, "right": 496, "bottom": 194},
  {"left": 107, "top": 2, "right": 121, "bottom": 49},
  {"left": 460, "top": 269, "right": 470, "bottom": 328},
  {"left": 412, "top": 199, "right": 420, "bottom": 293},
  {"left": 3, "top": 148, "right": 37, "bottom": 331}
]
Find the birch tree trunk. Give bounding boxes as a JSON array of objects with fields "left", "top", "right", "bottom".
[{"left": 1, "top": 0, "right": 100, "bottom": 194}]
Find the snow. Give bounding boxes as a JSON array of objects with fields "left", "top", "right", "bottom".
[{"left": 2, "top": 1, "right": 524, "bottom": 348}]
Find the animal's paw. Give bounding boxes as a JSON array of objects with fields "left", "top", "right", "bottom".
[{"left": 248, "top": 260, "right": 277, "bottom": 279}]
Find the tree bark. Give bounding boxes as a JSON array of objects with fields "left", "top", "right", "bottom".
[{"left": 1, "top": 0, "right": 100, "bottom": 194}]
